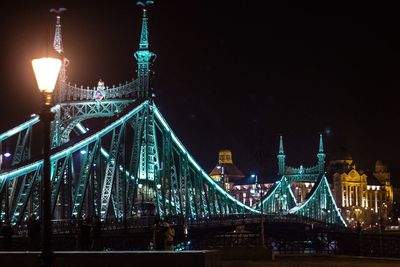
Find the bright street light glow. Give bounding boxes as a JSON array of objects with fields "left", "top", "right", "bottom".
[{"left": 32, "top": 57, "right": 62, "bottom": 93}]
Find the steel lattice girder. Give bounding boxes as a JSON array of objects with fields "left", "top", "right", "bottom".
[
  {"left": 289, "top": 175, "right": 347, "bottom": 226},
  {"left": 257, "top": 176, "right": 297, "bottom": 214},
  {"left": 0, "top": 99, "right": 348, "bottom": 227}
]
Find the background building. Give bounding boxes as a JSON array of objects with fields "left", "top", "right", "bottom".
[
  {"left": 209, "top": 150, "right": 245, "bottom": 191},
  {"left": 329, "top": 154, "right": 396, "bottom": 229}
]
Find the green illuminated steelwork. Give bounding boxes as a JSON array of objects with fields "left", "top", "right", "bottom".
[
  {"left": 317, "top": 133, "right": 325, "bottom": 173},
  {"left": 134, "top": 8, "right": 156, "bottom": 98},
  {"left": 0, "top": 116, "right": 39, "bottom": 142},
  {"left": 100, "top": 126, "right": 124, "bottom": 219},
  {"left": 10, "top": 167, "right": 41, "bottom": 224},
  {"left": 73, "top": 141, "right": 100, "bottom": 217},
  {"left": 256, "top": 176, "right": 296, "bottom": 214},
  {"left": 277, "top": 135, "right": 326, "bottom": 183},
  {"left": 290, "top": 175, "right": 347, "bottom": 226},
  {"left": 277, "top": 135, "right": 286, "bottom": 176}
]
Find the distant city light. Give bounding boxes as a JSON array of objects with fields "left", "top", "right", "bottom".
[{"left": 80, "top": 150, "right": 87, "bottom": 155}]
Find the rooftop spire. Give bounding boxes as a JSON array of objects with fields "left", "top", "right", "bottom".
[
  {"left": 278, "top": 135, "right": 285, "bottom": 155},
  {"left": 318, "top": 133, "right": 324, "bottom": 153},
  {"left": 50, "top": 8, "right": 67, "bottom": 54}
]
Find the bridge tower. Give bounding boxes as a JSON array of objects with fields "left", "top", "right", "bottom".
[
  {"left": 133, "top": 1, "right": 159, "bottom": 216},
  {"left": 317, "top": 134, "right": 325, "bottom": 174},
  {"left": 277, "top": 135, "right": 286, "bottom": 176},
  {"left": 134, "top": 2, "right": 156, "bottom": 98}
]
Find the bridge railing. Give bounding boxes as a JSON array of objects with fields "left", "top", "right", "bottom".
[
  {"left": 11, "top": 213, "right": 346, "bottom": 237},
  {"left": 189, "top": 232, "right": 261, "bottom": 250},
  {"left": 53, "top": 79, "right": 141, "bottom": 102}
]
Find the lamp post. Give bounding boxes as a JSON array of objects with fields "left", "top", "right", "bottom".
[
  {"left": 32, "top": 57, "right": 62, "bottom": 267},
  {"left": 217, "top": 165, "right": 227, "bottom": 191},
  {"left": 253, "top": 174, "right": 264, "bottom": 247}
]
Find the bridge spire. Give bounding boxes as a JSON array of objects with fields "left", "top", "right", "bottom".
[
  {"left": 50, "top": 8, "right": 67, "bottom": 54},
  {"left": 50, "top": 8, "right": 69, "bottom": 148},
  {"left": 279, "top": 135, "right": 285, "bottom": 155},
  {"left": 317, "top": 134, "right": 326, "bottom": 174},
  {"left": 49, "top": 8, "right": 69, "bottom": 85},
  {"left": 134, "top": 1, "right": 156, "bottom": 99},
  {"left": 277, "top": 135, "right": 286, "bottom": 176},
  {"left": 318, "top": 133, "right": 324, "bottom": 153}
]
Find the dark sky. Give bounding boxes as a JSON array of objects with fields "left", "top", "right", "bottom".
[{"left": 1, "top": 1, "right": 399, "bottom": 179}]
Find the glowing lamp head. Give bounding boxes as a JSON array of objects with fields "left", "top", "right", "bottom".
[
  {"left": 3, "top": 152, "right": 11, "bottom": 158},
  {"left": 138, "top": 183, "right": 143, "bottom": 189},
  {"left": 32, "top": 57, "right": 62, "bottom": 93},
  {"left": 156, "top": 184, "right": 161, "bottom": 190}
]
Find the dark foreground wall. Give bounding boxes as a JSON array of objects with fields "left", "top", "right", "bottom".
[{"left": 0, "top": 251, "right": 220, "bottom": 267}]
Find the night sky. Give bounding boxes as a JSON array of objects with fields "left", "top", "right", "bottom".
[{"left": 1, "top": 1, "right": 399, "bottom": 180}]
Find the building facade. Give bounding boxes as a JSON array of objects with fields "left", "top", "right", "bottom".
[{"left": 330, "top": 157, "right": 395, "bottom": 229}]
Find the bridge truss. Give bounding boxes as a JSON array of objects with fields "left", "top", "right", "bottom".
[{"left": 0, "top": 100, "right": 257, "bottom": 225}]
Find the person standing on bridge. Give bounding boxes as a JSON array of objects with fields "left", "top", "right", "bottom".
[
  {"left": 152, "top": 218, "right": 164, "bottom": 250},
  {"left": 164, "top": 221, "right": 175, "bottom": 251},
  {"left": 0, "top": 221, "right": 13, "bottom": 250},
  {"left": 91, "top": 215, "right": 102, "bottom": 250},
  {"left": 79, "top": 217, "right": 91, "bottom": 250},
  {"left": 27, "top": 214, "right": 41, "bottom": 250}
]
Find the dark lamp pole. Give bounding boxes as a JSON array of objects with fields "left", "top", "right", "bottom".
[
  {"left": 258, "top": 175, "right": 265, "bottom": 248},
  {"left": 32, "top": 57, "right": 62, "bottom": 267}
]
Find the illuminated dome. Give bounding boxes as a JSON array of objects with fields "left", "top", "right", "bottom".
[{"left": 209, "top": 150, "right": 245, "bottom": 182}]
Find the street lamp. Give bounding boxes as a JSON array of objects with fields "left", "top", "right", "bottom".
[{"left": 32, "top": 57, "right": 62, "bottom": 267}]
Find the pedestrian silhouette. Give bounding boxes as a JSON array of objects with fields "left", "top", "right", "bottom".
[
  {"left": 91, "top": 215, "right": 102, "bottom": 250},
  {"left": 0, "top": 222, "right": 14, "bottom": 250},
  {"left": 163, "top": 222, "right": 175, "bottom": 251},
  {"left": 79, "top": 217, "right": 91, "bottom": 250},
  {"left": 27, "top": 214, "right": 41, "bottom": 250},
  {"left": 152, "top": 218, "right": 164, "bottom": 250}
]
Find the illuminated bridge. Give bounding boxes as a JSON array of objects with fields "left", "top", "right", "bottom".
[{"left": 0, "top": 4, "right": 346, "bottom": 233}]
